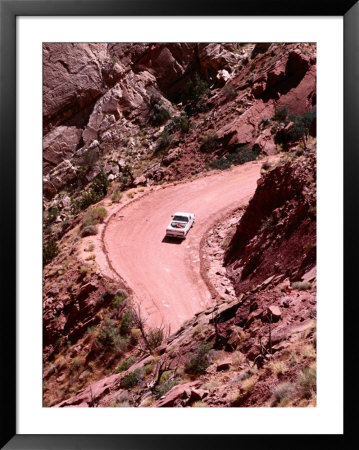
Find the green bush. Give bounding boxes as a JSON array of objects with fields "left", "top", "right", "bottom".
[
  {"left": 74, "top": 171, "right": 110, "bottom": 211},
  {"left": 154, "top": 129, "right": 173, "bottom": 155},
  {"left": 120, "top": 368, "right": 142, "bottom": 389},
  {"left": 112, "top": 292, "right": 127, "bottom": 311},
  {"left": 82, "top": 206, "right": 107, "bottom": 228},
  {"left": 111, "top": 190, "right": 122, "bottom": 203},
  {"left": 43, "top": 238, "right": 59, "bottom": 266},
  {"left": 151, "top": 104, "right": 171, "bottom": 127},
  {"left": 209, "top": 146, "right": 259, "bottom": 170},
  {"left": 185, "top": 342, "right": 213, "bottom": 375},
  {"left": 114, "top": 356, "right": 137, "bottom": 374},
  {"left": 120, "top": 309, "right": 133, "bottom": 336},
  {"left": 82, "top": 207, "right": 107, "bottom": 228},
  {"left": 47, "top": 207, "right": 59, "bottom": 223},
  {"left": 181, "top": 72, "right": 210, "bottom": 106},
  {"left": 283, "top": 109, "right": 316, "bottom": 148},
  {"left": 96, "top": 318, "right": 128, "bottom": 353},
  {"left": 153, "top": 379, "right": 178, "bottom": 399},
  {"left": 273, "top": 106, "right": 289, "bottom": 122}
]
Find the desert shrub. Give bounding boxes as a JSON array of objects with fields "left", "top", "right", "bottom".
[
  {"left": 80, "top": 225, "right": 98, "bottom": 237},
  {"left": 120, "top": 368, "right": 142, "bottom": 389},
  {"left": 147, "top": 328, "right": 164, "bottom": 350},
  {"left": 209, "top": 146, "right": 259, "bottom": 170},
  {"left": 200, "top": 132, "right": 219, "bottom": 152},
  {"left": 273, "top": 106, "right": 289, "bottom": 122},
  {"left": 112, "top": 335, "right": 129, "bottom": 353},
  {"left": 82, "top": 206, "right": 107, "bottom": 228},
  {"left": 120, "top": 309, "right": 133, "bottom": 336},
  {"left": 112, "top": 292, "right": 127, "bottom": 311},
  {"left": 150, "top": 103, "right": 171, "bottom": 126},
  {"left": 119, "top": 165, "right": 135, "bottom": 188},
  {"left": 296, "top": 367, "right": 316, "bottom": 398},
  {"left": 273, "top": 382, "right": 295, "bottom": 403},
  {"left": 154, "top": 129, "right": 173, "bottom": 156},
  {"left": 43, "top": 238, "right": 59, "bottom": 266},
  {"left": 176, "top": 113, "right": 190, "bottom": 134},
  {"left": 96, "top": 318, "right": 128, "bottom": 353},
  {"left": 74, "top": 171, "right": 109, "bottom": 211},
  {"left": 47, "top": 207, "right": 59, "bottom": 223},
  {"left": 223, "top": 84, "right": 237, "bottom": 100},
  {"left": 114, "top": 356, "right": 137, "bottom": 374},
  {"left": 279, "top": 109, "right": 316, "bottom": 149},
  {"left": 181, "top": 72, "right": 210, "bottom": 106},
  {"left": 111, "top": 190, "right": 122, "bottom": 203},
  {"left": 144, "top": 363, "right": 154, "bottom": 375},
  {"left": 153, "top": 379, "right": 178, "bottom": 399},
  {"left": 185, "top": 342, "right": 213, "bottom": 375},
  {"left": 291, "top": 281, "right": 311, "bottom": 291},
  {"left": 130, "top": 328, "right": 142, "bottom": 345},
  {"left": 80, "top": 265, "right": 89, "bottom": 275}
]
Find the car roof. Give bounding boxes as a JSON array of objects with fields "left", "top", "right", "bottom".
[{"left": 173, "top": 212, "right": 192, "bottom": 216}]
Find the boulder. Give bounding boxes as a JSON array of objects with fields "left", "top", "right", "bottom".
[
  {"left": 43, "top": 126, "right": 83, "bottom": 174},
  {"left": 216, "top": 358, "right": 232, "bottom": 371},
  {"left": 267, "top": 305, "right": 282, "bottom": 321},
  {"left": 153, "top": 381, "right": 202, "bottom": 407}
]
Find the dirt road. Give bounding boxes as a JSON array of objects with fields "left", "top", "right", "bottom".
[{"left": 103, "top": 161, "right": 266, "bottom": 332}]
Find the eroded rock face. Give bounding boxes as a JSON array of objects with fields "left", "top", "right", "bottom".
[
  {"left": 43, "top": 126, "right": 83, "bottom": 175},
  {"left": 43, "top": 43, "right": 108, "bottom": 133},
  {"left": 224, "top": 150, "right": 316, "bottom": 294}
]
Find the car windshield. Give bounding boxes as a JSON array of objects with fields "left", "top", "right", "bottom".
[{"left": 172, "top": 215, "right": 189, "bottom": 222}]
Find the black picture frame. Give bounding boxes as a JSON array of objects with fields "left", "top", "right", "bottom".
[{"left": 1, "top": 0, "right": 357, "bottom": 448}]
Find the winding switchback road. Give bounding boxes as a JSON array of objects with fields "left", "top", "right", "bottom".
[{"left": 103, "top": 160, "right": 269, "bottom": 332}]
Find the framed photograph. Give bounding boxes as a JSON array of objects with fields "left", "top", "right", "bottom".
[{"left": 1, "top": 0, "right": 357, "bottom": 448}]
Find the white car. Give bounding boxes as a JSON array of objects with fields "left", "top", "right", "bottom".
[{"left": 165, "top": 212, "right": 195, "bottom": 239}]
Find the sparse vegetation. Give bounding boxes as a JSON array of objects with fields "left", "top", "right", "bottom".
[
  {"left": 209, "top": 146, "right": 259, "bottom": 170},
  {"left": 114, "top": 356, "right": 137, "bottom": 374},
  {"left": 43, "top": 237, "right": 59, "bottom": 266},
  {"left": 273, "top": 105, "right": 289, "bottom": 122},
  {"left": 153, "top": 379, "right": 178, "bottom": 399},
  {"left": 146, "top": 328, "right": 164, "bottom": 351},
  {"left": 96, "top": 318, "right": 129, "bottom": 353},
  {"left": 274, "top": 109, "right": 316, "bottom": 149},
  {"left": 73, "top": 171, "right": 110, "bottom": 212},
  {"left": 111, "top": 190, "right": 123, "bottom": 203},
  {"left": 291, "top": 281, "right": 312, "bottom": 291},
  {"left": 181, "top": 72, "right": 210, "bottom": 108},
  {"left": 200, "top": 132, "right": 219, "bottom": 152},
  {"left": 120, "top": 309, "right": 133, "bottom": 335},
  {"left": 185, "top": 342, "right": 212, "bottom": 375},
  {"left": 223, "top": 84, "right": 237, "bottom": 100},
  {"left": 120, "top": 368, "right": 142, "bottom": 389},
  {"left": 82, "top": 207, "right": 107, "bottom": 228},
  {"left": 273, "top": 382, "right": 295, "bottom": 403},
  {"left": 150, "top": 103, "right": 171, "bottom": 126},
  {"left": 80, "top": 225, "right": 98, "bottom": 237}
]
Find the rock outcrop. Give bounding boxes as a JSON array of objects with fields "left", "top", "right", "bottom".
[{"left": 224, "top": 149, "right": 316, "bottom": 294}]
